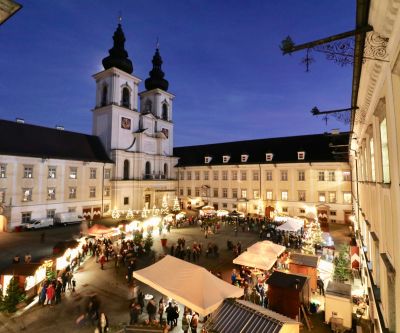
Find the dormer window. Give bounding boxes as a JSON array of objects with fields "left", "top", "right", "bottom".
[
  {"left": 241, "top": 154, "right": 249, "bottom": 162},
  {"left": 222, "top": 155, "right": 230, "bottom": 163},
  {"left": 297, "top": 151, "right": 305, "bottom": 160},
  {"left": 205, "top": 156, "right": 212, "bottom": 164},
  {"left": 266, "top": 153, "right": 273, "bottom": 162}
]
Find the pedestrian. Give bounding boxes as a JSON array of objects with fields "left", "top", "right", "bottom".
[
  {"left": 181, "top": 311, "right": 191, "bottom": 333},
  {"left": 158, "top": 297, "right": 165, "bottom": 325},
  {"left": 55, "top": 280, "right": 62, "bottom": 304},
  {"left": 166, "top": 302, "right": 175, "bottom": 328},
  {"left": 72, "top": 277, "right": 76, "bottom": 292},
  {"left": 100, "top": 255, "right": 106, "bottom": 270},
  {"left": 129, "top": 300, "right": 141, "bottom": 325},
  {"left": 190, "top": 312, "right": 199, "bottom": 333},
  {"left": 317, "top": 276, "right": 325, "bottom": 296},
  {"left": 98, "top": 312, "right": 109, "bottom": 333},
  {"left": 173, "top": 301, "right": 180, "bottom": 326},
  {"left": 45, "top": 283, "right": 55, "bottom": 305},
  {"left": 146, "top": 298, "right": 157, "bottom": 324}
]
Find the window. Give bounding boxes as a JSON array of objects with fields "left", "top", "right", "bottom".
[
  {"left": 232, "top": 189, "right": 238, "bottom": 198},
  {"left": 47, "top": 209, "right": 56, "bottom": 219},
  {"left": 104, "top": 186, "right": 110, "bottom": 197},
  {"left": 48, "top": 166, "right": 56, "bottom": 179},
  {"left": 232, "top": 204, "right": 237, "bottom": 209},
  {"left": 23, "top": 166, "right": 33, "bottom": 178},
  {"left": 204, "top": 156, "right": 212, "bottom": 164},
  {"left": 343, "top": 192, "right": 352, "bottom": 204},
  {"left": 298, "top": 190, "right": 306, "bottom": 202},
  {"left": 318, "top": 192, "right": 326, "bottom": 203},
  {"left": 342, "top": 170, "right": 351, "bottom": 182},
  {"left": 241, "top": 154, "right": 249, "bottom": 162},
  {"left": 195, "top": 187, "right": 200, "bottom": 196},
  {"left": 222, "top": 171, "right": 228, "bottom": 180},
  {"left": 330, "top": 211, "right": 337, "bottom": 216},
  {"left": 47, "top": 187, "right": 56, "bottom": 200},
  {"left": 266, "top": 191, "right": 273, "bottom": 200},
  {"left": 299, "top": 208, "right": 305, "bottom": 214},
  {"left": 195, "top": 171, "right": 200, "bottom": 180},
  {"left": 253, "top": 171, "right": 259, "bottom": 181},
  {"left": 241, "top": 171, "right": 247, "bottom": 181},
  {"left": 213, "top": 188, "right": 218, "bottom": 197},
  {"left": 90, "top": 168, "right": 97, "bottom": 179},
  {"left": 21, "top": 212, "right": 31, "bottom": 224},
  {"left": 0, "top": 164, "right": 6, "bottom": 178},
  {"left": 144, "top": 99, "right": 152, "bottom": 113},
  {"left": 89, "top": 187, "right": 96, "bottom": 198},
  {"left": 187, "top": 171, "right": 192, "bottom": 180},
  {"left": 187, "top": 188, "right": 192, "bottom": 196},
  {"left": 204, "top": 171, "right": 209, "bottom": 180},
  {"left": 104, "top": 204, "right": 110, "bottom": 213},
  {"left": 328, "top": 192, "right": 336, "bottom": 203},
  {"left": 222, "top": 188, "right": 228, "bottom": 198},
  {"left": 124, "top": 197, "right": 129, "bottom": 205},
  {"left": 297, "top": 151, "right": 305, "bottom": 160},
  {"left": 281, "top": 191, "right": 288, "bottom": 201},
  {"left": 69, "top": 167, "right": 78, "bottom": 179},
  {"left": 280, "top": 170, "right": 288, "bottom": 181},
  {"left": 266, "top": 153, "right": 273, "bottom": 162},
  {"left": 298, "top": 170, "right": 305, "bottom": 181},
  {"left": 253, "top": 190, "right": 260, "bottom": 199},
  {"left": 145, "top": 161, "right": 151, "bottom": 177},
  {"left": 122, "top": 87, "right": 130, "bottom": 108},
  {"left": 104, "top": 168, "right": 111, "bottom": 179},
  {"left": 318, "top": 171, "right": 325, "bottom": 181},
  {"left": 162, "top": 104, "right": 168, "bottom": 120},
  {"left": 328, "top": 171, "right": 335, "bottom": 181},
  {"left": 164, "top": 164, "right": 168, "bottom": 177},
  {"left": 282, "top": 207, "right": 288, "bottom": 213},
  {"left": 369, "top": 137, "right": 375, "bottom": 181},
  {"left": 231, "top": 171, "right": 237, "bottom": 180},
  {"left": 222, "top": 155, "right": 230, "bottom": 163},
  {"left": 266, "top": 171, "right": 272, "bottom": 181},
  {"left": 69, "top": 187, "right": 77, "bottom": 199},
  {"left": 241, "top": 189, "right": 247, "bottom": 198},
  {"left": 179, "top": 189, "right": 183, "bottom": 196},
  {"left": 68, "top": 207, "right": 76, "bottom": 213},
  {"left": 0, "top": 189, "right": 5, "bottom": 203},
  {"left": 101, "top": 85, "right": 108, "bottom": 106},
  {"left": 222, "top": 203, "right": 228, "bottom": 208},
  {"left": 180, "top": 172, "right": 184, "bottom": 180},
  {"left": 22, "top": 188, "right": 32, "bottom": 202},
  {"left": 123, "top": 160, "right": 129, "bottom": 180},
  {"left": 213, "top": 171, "right": 218, "bottom": 181},
  {"left": 380, "top": 118, "right": 390, "bottom": 183}
]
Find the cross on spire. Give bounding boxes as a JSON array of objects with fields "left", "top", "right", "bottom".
[
  {"left": 156, "top": 37, "right": 160, "bottom": 49},
  {"left": 118, "top": 11, "right": 122, "bottom": 23}
]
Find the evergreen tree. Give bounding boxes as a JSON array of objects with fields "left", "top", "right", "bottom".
[
  {"left": 333, "top": 245, "right": 351, "bottom": 282},
  {"left": 0, "top": 277, "right": 26, "bottom": 313},
  {"left": 172, "top": 197, "right": 180, "bottom": 213},
  {"left": 144, "top": 232, "right": 153, "bottom": 252},
  {"left": 160, "top": 195, "right": 169, "bottom": 215}
]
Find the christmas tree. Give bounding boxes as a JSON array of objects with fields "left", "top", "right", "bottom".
[
  {"left": 161, "top": 195, "right": 169, "bottom": 215},
  {"left": 144, "top": 232, "right": 154, "bottom": 253},
  {"left": 333, "top": 245, "right": 351, "bottom": 282},
  {"left": 302, "top": 220, "right": 324, "bottom": 254},
  {"left": 0, "top": 277, "right": 26, "bottom": 313},
  {"left": 172, "top": 197, "right": 180, "bottom": 213}
]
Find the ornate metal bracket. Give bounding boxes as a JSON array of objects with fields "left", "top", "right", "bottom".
[{"left": 311, "top": 106, "right": 359, "bottom": 125}]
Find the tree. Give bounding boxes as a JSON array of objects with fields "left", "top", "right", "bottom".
[
  {"left": 160, "top": 195, "right": 169, "bottom": 215},
  {"left": 333, "top": 245, "right": 351, "bottom": 282},
  {"left": 172, "top": 197, "right": 180, "bottom": 214},
  {"left": 144, "top": 233, "right": 153, "bottom": 253},
  {"left": 133, "top": 231, "right": 143, "bottom": 246},
  {"left": 0, "top": 277, "right": 26, "bottom": 313}
]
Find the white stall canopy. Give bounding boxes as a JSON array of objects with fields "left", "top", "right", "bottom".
[
  {"left": 247, "top": 241, "right": 286, "bottom": 257},
  {"left": 233, "top": 251, "right": 277, "bottom": 271}
]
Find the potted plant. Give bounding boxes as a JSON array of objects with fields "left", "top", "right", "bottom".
[{"left": 160, "top": 233, "right": 168, "bottom": 247}]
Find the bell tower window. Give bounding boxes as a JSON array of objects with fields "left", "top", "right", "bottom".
[
  {"left": 164, "top": 163, "right": 168, "bottom": 178},
  {"left": 101, "top": 85, "right": 108, "bottom": 106},
  {"left": 144, "top": 99, "right": 152, "bottom": 114},
  {"left": 145, "top": 161, "right": 151, "bottom": 179},
  {"left": 162, "top": 104, "right": 168, "bottom": 120},
  {"left": 123, "top": 160, "right": 130, "bottom": 180},
  {"left": 122, "top": 87, "right": 130, "bottom": 108}
]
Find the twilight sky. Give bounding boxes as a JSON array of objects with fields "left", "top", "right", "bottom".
[{"left": 0, "top": 1, "right": 355, "bottom": 147}]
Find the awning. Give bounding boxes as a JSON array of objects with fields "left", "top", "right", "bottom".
[
  {"left": 133, "top": 256, "right": 243, "bottom": 316},
  {"left": 247, "top": 241, "right": 286, "bottom": 257},
  {"left": 233, "top": 251, "right": 277, "bottom": 271}
]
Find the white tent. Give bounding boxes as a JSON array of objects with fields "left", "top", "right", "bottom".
[
  {"left": 233, "top": 251, "right": 277, "bottom": 271},
  {"left": 247, "top": 241, "right": 286, "bottom": 257},
  {"left": 276, "top": 219, "right": 302, "bottom": 232},
  {"left": 133, "top": 255, "right": 243, "bottom": 316},
  {"left": 286, "top": 217, "right": 304, "bottom": 227}
]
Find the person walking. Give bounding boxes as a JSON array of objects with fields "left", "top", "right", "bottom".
[
  {"left": 158, "top": 297, "right": 165, "bottom": 325},
  {"left": 99, "top": 254, "right": 106, "bottom": 270},
  {"left": 45, "top": 283, "right": 55, "bottom": 305},
  {"left": 190, "top": 312, "right": 199, "bottom": 333},
  {"left": 317, "top": 276, "right": 325, "bottom": 296},
  {"left": 129, "top": 300, "right": 141, "bottom": 325},
  {"left": 166, "top": 302, "right": 175, "bottom": 328},
  {"left": 181, "top": 311, "right": 191, "bottom": 333},
  {"left": 98, "top": 312, "right": 109, "bottom": 333},
  {"left": 146, "top": 298, "right": 157, "bottom": 324}
]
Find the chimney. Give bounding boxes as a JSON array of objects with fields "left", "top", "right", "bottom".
[
  {"left": 16, "top": 118, "right": 25, "bottom": 124},
  {"left": 55, "top": 125, "right": 64, "bottom": 131},
  {"left": 331, "top": 129, "right": 340, "bottom": 135}
]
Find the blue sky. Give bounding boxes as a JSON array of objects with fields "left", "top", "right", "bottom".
[{"left": 0, "top": 1, "right": 355, "bottom": 146}]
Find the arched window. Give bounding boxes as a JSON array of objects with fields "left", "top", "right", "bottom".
[
  {"left": 164, "top": 163, "right": 168, "bottom": 178},
  {"left": 144, "top": 100, "right": 152, "bottom": 114},
  {"left": 162, "top": 104, "right": 168, "bottom": 120},
  {"left": 101, "top": 85, "right": 108, "bottom": 106},
  {"left": 123, "top": 160, "right": 129, "bottom": 180},
  {"left": 145, "top": 161, "right": 151, "bottom": 178},
  {"left": 122, "top": 87, "right": 130, "bottom": 108}
]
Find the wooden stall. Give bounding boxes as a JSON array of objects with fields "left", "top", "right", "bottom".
[
  {"left": 266, "top": 271, "right": 311, "bottom": 320},
  {"left": 325, "top": 281, "right": 352, "bottom": 330},
  {"left": 289, "top": 253, "right": 319, "bottom": 292}
]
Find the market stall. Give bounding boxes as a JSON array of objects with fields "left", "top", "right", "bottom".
[
  {"left": 247, "top": 240, "right": 286, "bottom": 257},
  {"left": 233, "top": 251, "right": 277, "bottom": 271},
  {"left": 325, "top": 281, "right": 352, "bottom": 331},
  {"left": 289, "top": 253, "right": 319, "bottom": 292},
  {"left": 276, "top": 219, "right": 303, "bottom": 233},
  {"left": 133, "top": 255, "right": 243, "bottom": 316},
  {"left": 86, "top": 224, "right": 114, "bottom": 237}
]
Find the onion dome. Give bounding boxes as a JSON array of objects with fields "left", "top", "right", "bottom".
[
  {"left": 144, "top": 48, "right": 169, "bottom": 91},
  {"left": 102, "top": 23, "right": 133, "bottom": 74}
]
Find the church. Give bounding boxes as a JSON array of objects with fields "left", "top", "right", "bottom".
[{"left": 0, "top": 23, "right": 352, "bottom": 231}]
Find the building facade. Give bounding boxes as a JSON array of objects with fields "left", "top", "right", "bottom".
[
  {"left": 350, "top": 0, "right": 400, "bottom": 331},
  {"left": 174, "top": 133, "right": 352, "bottom": 224}
]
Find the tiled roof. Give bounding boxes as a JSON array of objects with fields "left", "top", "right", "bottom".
[
  {"left": 0, "top": 119, "right": 113, "bottom": 163},
  {"left": 203, "top": 299, "right": 298, "bottom": 333},
  {"left": 289, "top": 253, "right": 319, "bottom": 268},
  {"left": 174, "top": 132, "right": 349, "bottom": 167}
]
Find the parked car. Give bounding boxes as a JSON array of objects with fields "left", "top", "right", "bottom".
[
  {"left": 54, "top": 212, "right": 83, "bottom": 226},
  {"left": 24, "top": 218, "right": 54, "bottom": 230}
]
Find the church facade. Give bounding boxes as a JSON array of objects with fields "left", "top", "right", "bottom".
[{"left": 0, "top": 23, "right": 352, "bottom": 231}]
